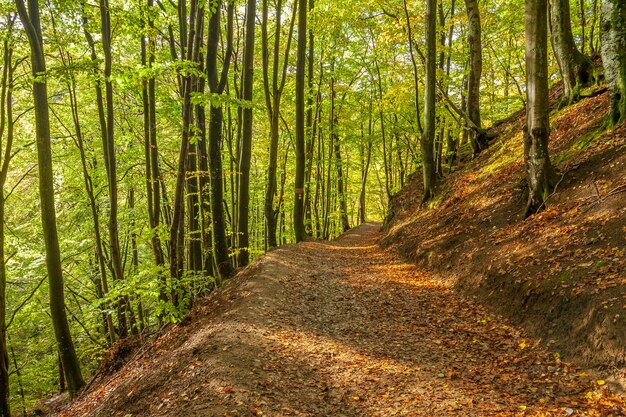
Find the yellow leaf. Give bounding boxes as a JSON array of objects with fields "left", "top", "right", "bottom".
[
  {"left": 597, "top": 380, "right": 606, "bottom": 386},
  {"left": 519, "top": 341, "right": 527, "bottom": 349}
]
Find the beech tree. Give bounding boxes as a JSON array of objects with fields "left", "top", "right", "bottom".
[
  {"left": 15, "top": 0, "right": 85, "bottom": 397},
  {"left": 207, "top": 0, "right": 235, "bottom": 278},
  {"left": 464, "top": 0, "right": 485, "bottom": 155},
  {"left": 549, "top": 0, "right": 593, "bottom": 104},
  {"left": 524, "top": 0, "right": 558, "bottom": 216},
  {"left": 294, "top": 0, "right": 307, "bottom": 241},
  {"left": 421, "top": 0, "right": 437, "bottom": 202},
  {"left": 0, "top": 16, "right": 15, "bottom": 416},
  {"left": 237, "top": 0, "right": 257, "bottom": 266},
  {"left": 0, "top": 0, "right": 623, "bottom": 410},
  {"left": 600, "top": 0, "right": 626, "bottom": 125},
  {"left": 262, "top": 0, "right": 296, "bottom": 249}
]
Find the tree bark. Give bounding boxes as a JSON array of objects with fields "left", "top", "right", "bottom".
[
  {"left": 525, "top": 0, "right": 558, "bottom": 216},
  {"left": 141, "top": 0, "right": 168, "bottom": 311},
  {"left": 294, "top": 0, "right": 307, "bottom": 242},
  {"left": 237, "top": 0, "right": 257, "bottom": 266},
  {"left": 0, "top": 27, "right": 14, "bottom": 415},
  {"left": 15, "top": 0, "right": 85, "bottom": 396},
  {"left": 422, "top": 0, "right": 437, "bottom": 203},
  {"left": 262, "top": 0, "right": 296, "bottom": 249},
  {"left": 549, "top": 0, "right": 593, "bottom": 104},
  {"left": 600, "top": 0, "right": 626, "bottom": 125},
  {"left": 207, "top": 0, "right": 235, "bottom": 279},
  {"left": 99, "top": 0, "right": 132, "bottom": 337},
  {"left": 330, "top": 71, "right": 349, "bottom": 232},
  {"left": 464, "top": 0, "right": 485, "bottom": 155}
]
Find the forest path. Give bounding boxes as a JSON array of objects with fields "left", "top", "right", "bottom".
[{"left": 65, "top": 223, "right": 617, "bottom": 417}]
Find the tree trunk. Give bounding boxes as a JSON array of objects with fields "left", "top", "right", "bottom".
[
  {"left": 422, "top": 0, "right": 437, "bottom": 203},
  {"left": 589, "top": 0, "right": 599, "bottom": 55},
  {"left": 600, "top": 0, "right": 626, "bottom": 125},
  {"left": 358, "top": 111, "right": 373, "bottom": 224},
  {"left": 525, "top": 0, "right": 558, "bottom": 216},
  {"left": 549, "top": 0, "right": 593, "bottom": 104},
  {"left": 0, "top": 29, "right": 12, "bottom": 416},
  {"left": 16, "top": 0, "right": 85, "bottom": 396},
  {"left": 330, "top": 72, "right": 349, "bottom": 232},
  {"left": 187, "top": 11, "right": 205, "bottom": 277},
  {"left": 98, "top": 0, "right": 132, "bottom": 337},
  {"left": 294, "top": 0, "right": 307, "bottom": 242},
  {"left": 304, "top": 0, "right": 315, "bottom": 237},
  {"left": 141, "top": 0, "right": 168, "bottom": 310},
  {"left": 64, "top": 50, "right": 116, "bottom": 345},
  {"left": 237, "top": 0, "right": 257, "bottom": 266},
  {"left": 465, "top": 0, "right": 485, "bottom": 155},
  {"left": 374, "top": 60, "right": 391, "bottom": 201},
  {"left": 402, "top": 0, "right": 424, "bottom": 135},
  {"left": 207, "top": 0, "right": 235, "bottom": 279}
]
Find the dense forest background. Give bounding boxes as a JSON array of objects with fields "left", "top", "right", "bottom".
[{"left": 0, "top": 0, "right": 624, "bottom": 414}]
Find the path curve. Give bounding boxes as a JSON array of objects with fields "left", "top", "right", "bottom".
[{"left": 62, "top": 223, "right": 620, "bottom": 416}]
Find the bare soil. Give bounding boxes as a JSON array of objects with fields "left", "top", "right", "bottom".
[{"left": 56, "top": 223, "right": 624, "bottom": 416}]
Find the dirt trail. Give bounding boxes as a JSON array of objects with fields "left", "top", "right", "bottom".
[{"left": 62, "top": 223, "right": 623, "bottom": 417}]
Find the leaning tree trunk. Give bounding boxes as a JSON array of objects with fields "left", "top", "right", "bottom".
[
  {"left": 550, "top": 0, "right": 593, "bottom": 105},
  {"left": 600, "top": 0, "right": 626, "bottom": 125},
  {"left": 464, "top": 0, "right": 485, "bottom": 155},
  {"left": 15, "top": 0, "right": 85, "bottom": 397},
  {"left": 525, "top": 0, "right": 559, "bottom": 216},
  {"left": 422, "top": 0, "right": 437, "bottom": 203}
]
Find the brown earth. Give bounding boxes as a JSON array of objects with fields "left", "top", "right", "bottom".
[
  {"left": 54, "top": 223, "right": 624, "bottom": 416},
  {"left": 382, "top": 88, "right": 626, "bottom": 391}
]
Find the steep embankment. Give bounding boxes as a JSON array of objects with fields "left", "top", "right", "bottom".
[
  {"left": 52, "top": 224, "right": 625, "bottom": 416},
  {"left": 383, "top": 88, "right": 626, "bottom": 385}
]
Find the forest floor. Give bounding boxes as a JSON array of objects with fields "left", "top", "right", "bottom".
[
  {"left": 382, "top": 85, "right": 626, "bottom": 410},
  {"left": 53, "top": 223, "right": 625, "bottom": 416}
]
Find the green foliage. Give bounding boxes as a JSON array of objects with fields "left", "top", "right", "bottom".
[{"left": 0, "top": 0, "right": 603, "bottom": 412}]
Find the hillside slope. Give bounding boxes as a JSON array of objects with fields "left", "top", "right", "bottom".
[
  {"left": 383, "top": 88, "right": 626, "bottom": 384},
  {"left": 52, "top": 224, "right": 624, "bottom": 416}
]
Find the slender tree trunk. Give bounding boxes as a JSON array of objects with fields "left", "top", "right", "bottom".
[
  {"left": 294, "top": 0, "right": 307, "bottom": 242},
  {"left": 422, "top": 0, "right": 437, "bottom": 203},
  {"left": 330, "top": 71, "right": 349, "bottom": 232},
  {"left": 97, "top": 0, "right": 132, "bottom": 337},
  {"left": 0, "top": 27, "right": 14, "bottom": 416},
  {"left": 579, "top": 0, "right": 586, "bottom": 54},
  {"left": 600, "top": 0, "right": 626, "bottom": 125},
  {"left": 170, "top": 0, "right": 201, "bottom": 309},
  {"left": 207, "top": 0, "right": 235, "bottom": 279},
  {"left": 237, "top": 0, "right": 256, "bottom": 266},
  {"left": 64, "top": 53, "right": 116, "bottom": 345},
  {"left": 464, "top": 0, "right": 485, "bottom": 155},
  {"left": 373, "top": 60, "right": 391, "bottom": 201},
  {"left": 549, "top": 0, "right": 593, "bottom": 104},
  {"left": 304, "top": 0, "right": 315, "bottom": 236},
  {"left": 525, "top": 0, "right": 558, "bottom": 216},
  {"left": 141, "top": 2, "right": 168, "bottom": 312},
  {"left": 402, "top": 0, "right": 423, "bottom": 135},
  {"left": 358, "top": 110, "right": 372, "bottom": 224},
  {"left": 16, "top": 0, "right": 85, "bottom": 396},
  {"left": 187, "top": 11, "right": 205, "bottom": 277},
  {"left": 589, "top": 0, "right": 598, "bottom": 55}
]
